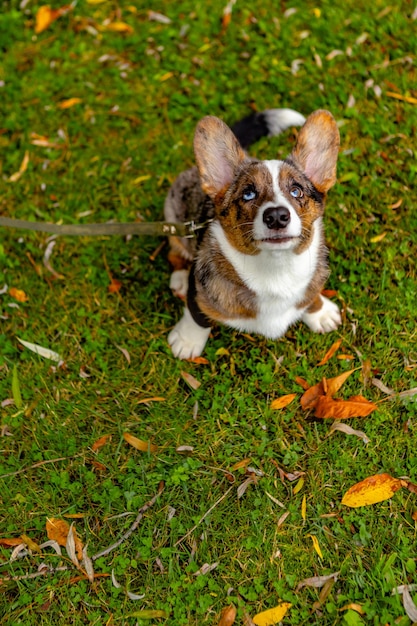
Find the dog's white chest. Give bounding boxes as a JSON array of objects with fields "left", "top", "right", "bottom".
[{"left": 213, "top": 222, "right": 321, "bottom": 338}]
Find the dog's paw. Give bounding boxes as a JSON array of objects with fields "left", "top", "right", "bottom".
[
  {"left": 302, "top": 297, "right": 341, "bottom": 334},
  {"left": 168, "top": 308, "right": 211, "bottom": 360},
  {"left": 169, "top": 269, "right": 189, "bottom": 300}
]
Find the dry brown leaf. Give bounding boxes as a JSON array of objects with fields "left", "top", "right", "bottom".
[
  {"left": 35, "top": 5, "right": 72, "bottom": 34},
  {"left": 277, "top": 510, "right": 290, "bottom": 527},
  {"left": 181, "top": 371, "right": 201, "bottom": 390},
  {"left": 57, "top": 97, "right": 82, "bottom": 109},
  {"left": 296, "top": 571, "right": 339, "bottom": 591},
  {"left": 9, "top": 287, "right": 29, "bottom": 302},
  {"left": 317, "top": 338, "right": 342, "bottom": 365},
  {"left": 295, "top": 376, "right": 310, "bottom": 390},
  {"left": 341, "top": 473, "right": 404, "bottom": 507},
  {"left": 271, "top": 393, "right": 297, "bottom": 410},
  {"left": 329, "top": 421, "right": 370, "bottom": 444},
  {"left": 315, "top": 395, "right": 377, "bottom": 419},
  {"left": 300, "top": 380, "right": 325, "bottom": 410},
  {"left": 46, "top": 518, "right": 83, "bottom": 559},
  {"left": 123, "top": 432, "right": 158, "bottom": 453},
  {"left": 92, "top": 434, "right": 112, "bottom": 451},
  {"left": 218, "top": 604, "right": 237, "bottom": 626}
]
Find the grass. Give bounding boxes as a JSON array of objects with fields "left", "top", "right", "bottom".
[{"left": 0, "top": 0, "right": 416, "bottom": 624}]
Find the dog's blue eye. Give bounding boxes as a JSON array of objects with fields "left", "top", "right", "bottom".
[
  {"left": 242, "top": 188, "right": 257, "bottom": 202},
  {"left": 290, "top": 185, "right": 303, "bottom": 199}
]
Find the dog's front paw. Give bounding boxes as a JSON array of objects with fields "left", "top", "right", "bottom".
[
  {"left": 168, "top": 308, "right": 211, "bottom": 360},
  {"left": 302, "top": 296, "right": 341, "bottom": 334},
  {"left": 169, "top": 269, "right": 189, "bottom": 300}
]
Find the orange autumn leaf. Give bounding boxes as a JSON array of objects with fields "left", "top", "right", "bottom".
[
  {"left": 9, "top": 287, "right": 29, "bottom": 302},
  {"left": 295, "top": 376, "right": 310, "bottom": 390},
  {"left": 314, "top": 395, "right": 378, "bottom": 419},
  {"left": 123, "top": 432, "right": 158, "bottom": 453},
  {"left": 181, "top": 371, "right": 201, "bottom": 390},
  {"left": 271, "top": 393, "right": 297, "bottom": 410},
  {"left": 35, "top": 5, "right": 72, "bottom": 34},
  {"left": 92, "top": 434, "right": 112, "bottom": 451},
  {"left": 58, "top": 97, "right": 82, "bottom": 109},
  {"left": 0, "top": 537, "right": 25, "bottom": 547},
  {"left": 325, "top": 368, "right": 358, "bottom": 397},
  {"left": 300, "top": 380, "right": 325, "bottom": 410},
  {"left": 317, "top": 338, "right": 343, "bottom": 365},
  {"left": 105, "top": 21, "right": 134, "bottom": 34},
  {"left": 341, "top": 473, "right": 404, "bottom": 507},
  {"left": 108, "top": 277, "right": 122, "bottom": 293},
  {"left": 187, "top": 356, "right": 210, "bottom": 365},
  {"left": 46, "top": 518, "right": 83, "bottom": 559}
]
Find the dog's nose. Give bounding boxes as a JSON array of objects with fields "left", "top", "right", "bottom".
[{"left": 263, "top": 206, "right": 291, "bottom": 230}]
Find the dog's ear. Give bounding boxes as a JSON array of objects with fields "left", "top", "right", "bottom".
[
  {"left": 290, "top": 110, "right": 339, "bottom": 194},
  {"left": 194, "top": 116, "right": 247, "bottom": 200}
]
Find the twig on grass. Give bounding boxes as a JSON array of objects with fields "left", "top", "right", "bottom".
[
  {"left": 91, "top": 481, "right": 165, "bottom": 561},
  {"left": 175, "top": 484, "right": 234, "bottom": 546},
  {"left": 0, "top": 454, "right": 84, "bottom": 479}
]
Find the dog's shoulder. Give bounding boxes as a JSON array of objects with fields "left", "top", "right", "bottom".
[{"left": 164, "top": 166, "right": 215, "bottom": 225}]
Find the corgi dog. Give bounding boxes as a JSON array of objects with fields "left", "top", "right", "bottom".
[{"left": 164, "top": 108, "right": 341, "bottom": 359}]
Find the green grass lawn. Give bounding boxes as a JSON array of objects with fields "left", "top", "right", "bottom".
[{"left": 1, "top": 0, "right": 416, "bottom": 624}]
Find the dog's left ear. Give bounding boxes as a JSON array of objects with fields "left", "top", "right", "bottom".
[
  {"left": 194, "top": 116, "right": 247, "bottom": 200},
  {"left": 291, "top": 110, "right": 340, "bottom": 194}
]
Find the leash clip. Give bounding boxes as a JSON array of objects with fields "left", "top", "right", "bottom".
[{"left": 183, "top": 219, "right": 214, "bottom": 238}]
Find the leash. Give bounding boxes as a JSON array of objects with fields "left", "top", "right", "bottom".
[{"left": 0, "top": 216, "right": 213, "bottom": 238}]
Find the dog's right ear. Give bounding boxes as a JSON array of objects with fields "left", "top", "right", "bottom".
[{"left": 194, "top": 116, "right": 247, "bottom": 201}]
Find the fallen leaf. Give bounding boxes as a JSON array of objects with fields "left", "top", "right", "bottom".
[
  {"left": 370, "top": 232, "right": 387, "bottom": 243},
  {"left": 193, "top": 562, "right": 218, "bottom": 576},
  {"left": 218, "top": 605, "right": 237, "bottom": 626},
  {"left": 296, "top": 571, "right": 339, "bottom": 591},
  {"left": 137, "top": 397, "right": 165, "bottom": 404},
  {"left": 46, "top": 518, "right": 83, "bottom": 559},
  {"left": 300, "top": 380, "right": 325, "bottom": 410},
  {"left": 181, "top": 371, "right": 201, "bottom": 390},
  {"left": 253, "top": 603, "right": 292, "bottom": 625},
  {"left": 9, "top": 287, "right": 29, "bottom": 302},
  {"left": 277, "top": 510, "right": 290, "bottom": 527},
  {"left": 9, "top": 151, "right": 30, "bottom": 182},
  {"left": 17, "top": 338, "right": 63, "bottom": 364},
  {"left": 187, "top": 356, "right": 210, "bottom": 364},
  {"left": 341, "top": 473, "right": 404, "bottom": 507},
  {"left": 92, "top": 434, "right": 112, "bottom": 451},
  {"left": 339, "top": 603, "right": 365, "bottom": 615},
  {"left": 0, "top": 538, "right": 26, "bottom": 547},
  {"left": 388, "top": 198, "right": 403, "bottom": 209},
  {"left": 265, "top": 492, "right": 285, "bottom": 508},
  {"left": 301, "top": 494, "right": 307, "bottom": 520},
  {"left": 329, "top": 421, "right": 370, "bottom": 444},
  {"left": 371, "top": 378, "right": 394, "bottom": 395},
  {"left": 126, "top": 590, "right": 145, "bottom": 601},
  {"left": 315, "top": 395, "right": 378, "bottom": 419},
  {"left": 337, "top": 354, "right": 355, "bottom": 361},
  {"left": 293, "top": 476, "right": 304, "bottom": 494},
  {"left": 91, "top": 460, "right": 107, "bottom": 471},
  {"left": 123, "top": 432, "right": 158, "bottom": 453},
  {"left": 108, "top": 277, "right": 122, "bottom": 293},
  {"left": 270, "top": 393, "right": 297, "bottom": 409},
  {"left": 35, "top": 5, "right": 72, "bottom": 34},
  {"left": 57, "top": 98, "right": 82, "bottom": 109},
  {"left": 20, "top": 534, "right": 41, "bottom": 553},
  {"left": 412, "top": 511, "right": 417, "bottom": 521},
  {"left": 116, "top": 345, "right": 131, "bottom": 363},
  {"left": 148, "top": 10, "right": 171, "bottom": 24},
  {"left": 307, "top": 534, "right": 323, "bottom": 559},
  {"left": 402, "top": 586, "right": 417, "bottom": 622},
  {"left": 295, "top": 376, "right": 310, "bottom": 390},
  {"left": 325, "top": 368, "right": 358, "bottom": 396},
  {"left": 105, "top": 21, "right": 134, "bottom": 34},
  {"left": 317, "top": 339, "right": 343, "bottom": 365},
  {"left": 231, "top": 458, "right": 252, "bottom": 471}
]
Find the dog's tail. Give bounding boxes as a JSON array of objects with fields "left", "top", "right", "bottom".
[{"left": 230, "top": 108, "right": 306, "bottom": 150}]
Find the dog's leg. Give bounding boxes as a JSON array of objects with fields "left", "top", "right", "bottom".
[
  {"left": 302, "top": 296, "right": 341, "bottom": 333},
  {"left": 169, "top": 269, "right": 189, "bottom": 300},
  {"left": 168, "top": 308, "right": 211, "bottom": 359}
]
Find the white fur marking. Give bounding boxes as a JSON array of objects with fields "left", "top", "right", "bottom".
[
  {"left": 211, "top": 220, "right": 323, "bottom": 338},
  {"left": 168, "top": 307, "right": 211, "bottom": 359},
  {"left": 169, "top": 269, "right": 189, "bottom": 299},
  {"left": 302, "top": 296, "right": 341, "bottom": 333}
]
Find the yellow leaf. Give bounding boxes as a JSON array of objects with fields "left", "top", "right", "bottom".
[
  {"left": 253, "top": 603, "right": 292, "bottom": 625},
  {"left": 301, "top": 494, "right": 306, "bottom": 520},
  {"left": 35, "top": 5, "right": 72, "bottom": 34},
  {"left": 9, "top": 151, "right": 30, "bottom": 182},
  {"left": 307, "top": 534, "right": 323, "bottom": 558},
  {"left": 293, "top": 476, "right": 304, "bottom": 494},
  {"left": 20, "top": 534, "right": 41, "bottom": 552},
  {"left": 313, "top": 7, "right": 321, "bottom": 17},
  {"left": 123, "top": 432, "right": 158, "bottom": 453},
  {"left": 386, "top": 91, "right": 417, "bottom": 105},
  {"left": 132, "top": 174, "right": 151, "bottom": 185},
  {"left": 58, "top": 97, "right": 82, "bottom": 109},
  {"left": 341, "top": 473, "right": 404, "bottom": 507},
  {"left": 370, "top": 232, "right": 387, "bottom": 243},
  {"left": 159, "top": 71, "right": 174, "bottom": 82},
  {"left": 270, "top": 393, "right": 297, "bottom": 410},
  {"left": 105, "top": 21, "right": 134, "bottom": 34},
  {"left": 340, "top": 603, "right": 365, "bottom": 615}
]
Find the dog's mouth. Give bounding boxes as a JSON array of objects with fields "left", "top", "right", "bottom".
[{"left": 258, "top": 235, "right": 296, "bottom": 244}]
